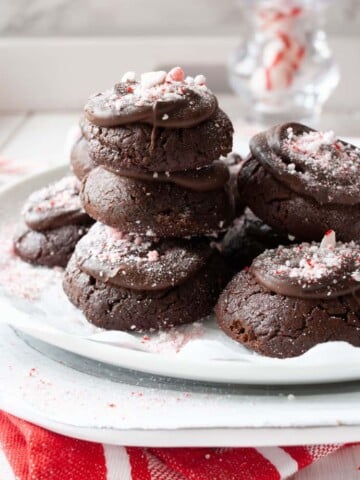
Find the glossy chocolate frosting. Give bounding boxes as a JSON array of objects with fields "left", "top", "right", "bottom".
[
  {"left": 250, "top": 122, "right": 360, "bottom": 205},
  {"left": 22, "top": 176, "right": 91, "bottom": 231},
  {"left": 75, "top": 222, "right": 213, "bottom": 291},
  {"left": 109, "top": 160, "right": 230, "bottom": 192},
  {"left": 250, "top": 232, "right": 360, "bottom": 299},
  {"left": 84, "top": 68, "right": 217, "bottom": 129}
]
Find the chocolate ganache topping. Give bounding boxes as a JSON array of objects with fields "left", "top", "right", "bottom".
[
  {"left": 84, "top": 67, "right": 218, "bottom": 129},
  {"left": 250, "top": 230, "right": 360, "bottom": 299},
  {"left": 250, "top": 122, "right": 360, "bottom": 205},
  {"left": 106, "top": 160, "right": 230, "bottom": 192},
  {"left": 75, "top": 222, "right": 213, "bottom": 291}
]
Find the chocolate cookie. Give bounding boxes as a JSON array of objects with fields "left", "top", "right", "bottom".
[
  {"left": 81, "top": 166, "right": 235, "bottom": 237},
  {"left": 70, "top": 135, "right": 96, "bottom": 180},
  {"left": 14, "top": 224, "right": 89, "bottom": 268},
  {"left": 74, "top": 222, "right": 213, "bottom": 290},
  {"left": 215, "top": 233, "right": 360, "bottom": 358},
  {"left": 217, "top": 208, "right": 292, "bottom": 271},
  {"left": 251, "top": 122, "right": 360, "bottom": 205},
  {"left": 64, "top": 250, "right": 228, "bottom": 332},
  {"left": 22, "top": 176, "right": 91, "bottom": 231},
  {"left": 239, "top": 156, "right": 360, "bottom": 242},
  {"left": 82, "top": 108, "right": 233, "bottom": 173}
]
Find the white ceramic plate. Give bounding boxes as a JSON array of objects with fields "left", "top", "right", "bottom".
[
  {"left": 1, "top": 166, "right": 360, "bottom": 385},
  {"left": 2, "top": 323, "right": 360, "bottom": 447}
]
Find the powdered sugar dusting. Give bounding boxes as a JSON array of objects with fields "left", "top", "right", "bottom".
[
  {"left": 121, "top": 67, "right": 210, "bottom": 107},
  {"left": 22, "top": 176, "right": 82, "bottom": 216},
  {"left": 92, "top": 67, "right": 213, "bottom": 118},
  {"left": 286, "top": 127, "right": 336, "bottom": 154},
  {"left": 79, "top": 223, "right": 160, "bottom": 266},
  {"left": 0, "top": 223, "right": 213, "bottom": 356},
  {"left": 253, "top": 232, "right": 360, "bottom": 295},
  {"left": 284, "top": 128, "right": 360, "bottom": 180},
  {"left": 0, "top": 223, "right": 63, "bottom": 301},
  {"left": 140, "top": 322, "right": 206, "bottom": 354},
  {"left": 75, "top": 222, "right": 209, "bottom": 290}
]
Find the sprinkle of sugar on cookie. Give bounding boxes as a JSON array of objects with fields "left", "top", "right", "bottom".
[
  {"left": 252, "top": 231, "right": 360, "bottom": 296},
  {"left": 147, "top": 250, "right": 159, "bottom": 262},
  {"left": 74, "top": 222, "right": 211, "bottom": 291},
  {"left": 0, "top": 223, "right": 64, "bottom": 301},
  {"left": 22, "top": 176, "right": 82, "bottom": 216},
  {"left": 284, "top": 128, "right": 360, "bottom": 179},
  {"left": 117, "top": 67, "right": 210, "bottom": 107},
  {"left": 86, "top": 224, "right": 159, "bottom": 265},
  {"left": 87, "top": 66, "right": 215, "bottom": 125}
]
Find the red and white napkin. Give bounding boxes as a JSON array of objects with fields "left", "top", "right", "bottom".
[{"left": 0, "top": 411, "right": 351, "bottom": 480}]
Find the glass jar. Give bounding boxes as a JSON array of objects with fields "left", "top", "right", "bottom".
[{"left": 228, "top": 0, "right": 339, "bottom": 124}]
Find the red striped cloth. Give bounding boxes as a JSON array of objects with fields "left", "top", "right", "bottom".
[{"left": 0, "top": 411, "right": 349, "bottom": 480}]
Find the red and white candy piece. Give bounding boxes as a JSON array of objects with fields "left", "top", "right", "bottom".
[
  {"left": 352, "top": 270, "right": 360, "bottom": 282},
  {"left": 319, "top": 230, "right": 336, "bottom": 250},
  {"left": 194, "top": 74, "right": 206, "bottom": 85},
  {"left": 147, "top": 250, "right": 160, "bottom": 262},
  {"left": 140, "top": 71, "right": 167, "bottom": 89},
  {"left": 166, "top": 66, "right": 185, "bottom": 83},
  {"left": 121, "top": 71, "right": 136, "bottom": 83}
]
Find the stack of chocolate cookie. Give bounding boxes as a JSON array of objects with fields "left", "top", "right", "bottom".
[
  {"left": 14, "top": 177, "right": 93, "bottom": 267},
  {"left": 64, "top": 67, "right": 236, "bottom": 331}
]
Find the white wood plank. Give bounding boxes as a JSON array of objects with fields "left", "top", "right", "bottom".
[
  {"left": 0, "top": 112, "right": 79, "bottom": 174},
  {"left": 0, "top": 113, "right": 27, "bottom": 149}
]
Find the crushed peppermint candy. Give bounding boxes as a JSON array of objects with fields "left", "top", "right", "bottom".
[
  {"left": 74, "top": 222, "right": 211, "bottom": 290},
  {"left": 251, "top": 231, "right": 360, "bottom": 298},
  {"left": 352, "top": 270, "right": 360, "bottom": 282},
  {"left": 85, "top": 66, "right": 216, "bottom": 129},
  {"left": 121, "top": 71, "right": 136, "bottom": 83},
  {"left": 284, "top": 127, "right": 360, "bottom": 180},
  {"left": 119, "top": 67, "right": 210, "bottom": 106},
  {"left": 78, "top": 223, "right": 160, "bottom": 266},
  {"left": 319, "top": 229, "right": 336, "bottom": 249},
  {"left": 147, "top": 250, "right": 160, "bottom": 262},
  {"left": 22, "top": 176, "right": 82, "bottom": 215},
  {"left": 140, "top": 70, "right": 167, "bottom": 89},
  {"left": 166, "top": 66, "right": 185, "bottom": 83}
]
